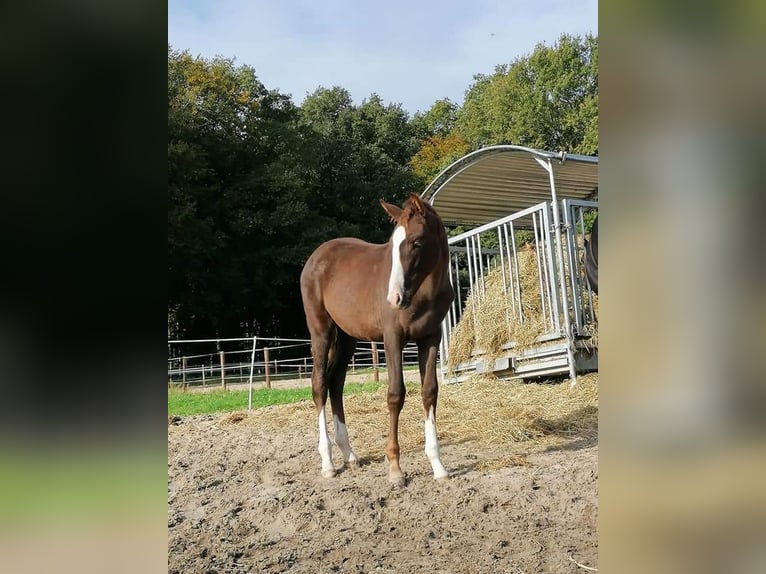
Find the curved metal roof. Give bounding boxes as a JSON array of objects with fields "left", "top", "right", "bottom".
[{"left": 421, "top": 145, "right": 598, "bottom": 227}]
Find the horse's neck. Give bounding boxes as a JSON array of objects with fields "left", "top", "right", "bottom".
[{"left": 426, "top": 239, "right": 451, "bottom": 292}]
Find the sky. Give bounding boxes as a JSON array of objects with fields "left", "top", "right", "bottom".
[{"left": 168, "top": 0, "right": 597, "bottom": 115}]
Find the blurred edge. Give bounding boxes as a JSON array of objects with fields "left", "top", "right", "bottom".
[
  {"left": 0, "top": 1, "right": 167, "bottom": 573},
  {"left": 600, "top": 1, "right": 766, "bottom": 573}
]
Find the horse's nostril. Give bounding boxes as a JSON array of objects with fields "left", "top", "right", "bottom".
[{"left": 395, "top": 293, "right": 402, "bottom": 306}]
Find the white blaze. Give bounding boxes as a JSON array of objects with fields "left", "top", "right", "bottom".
[
  {"left": 387, "top": 226, "right": 406, "bottom": 307},
  {"left": 317, "top": 407, "right": 334, "bottom": 477},
  {"left": 333, "top": 414, "right": 358, "bottom": 466},
  {"left": 424, "top": 406, "right": 448, "bottom": 479}
]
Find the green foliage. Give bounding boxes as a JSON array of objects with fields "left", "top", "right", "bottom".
[
  {"left": 300, "top": 88, "right": 423, "bottom": 243},
  {"left": 168, "top": 47, "right": 317, "bottom": 338},
  {"left": 409, "top": 132, "right": 470, "bottom": 187},
  {"left": 168, "top": 50, "right": 422, "bottom": 340},
  {"left": 411, "top": 98, "right": 460, "bottom": 139},
  {"left": 456, "top": 34, "right": 598, "bottom": 154},
  {"left": 577, "top": 208, "right": 598, "bottom": 235},
  {"left": 167, "top": 35, "right": 598, "bottom": 342}
]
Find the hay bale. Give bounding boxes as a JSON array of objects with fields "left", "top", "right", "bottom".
[
  {"left": 446, "top": 239, "right": 599, "bottom": 373},
  {"left": 447, "top": 244, "right": 545, "bottom": 371}
]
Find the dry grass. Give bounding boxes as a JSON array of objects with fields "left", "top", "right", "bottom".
[
  {"left": 447, "top": 239, "right": 599, "bottom": 372},
  {"left": 447, "top": 244, "right": 546, "bottom": 370},
  {"left": 475, "top": 454, "right": 531, "bottom": 471},
  {"left": 242, "top": 373, "right": 598, "bottom": 460}
]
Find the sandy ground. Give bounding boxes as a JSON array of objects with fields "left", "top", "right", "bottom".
[{"left": 168, "top": 398, "right": 597, "bottom": 573}]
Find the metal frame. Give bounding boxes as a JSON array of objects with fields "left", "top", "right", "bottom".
[{"left": 425, "top": 146, "right": 598, "bottom": 383}]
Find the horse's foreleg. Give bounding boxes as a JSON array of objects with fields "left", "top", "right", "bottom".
[
  {"left": 384, "top": 335, "right": 406, "bottom": 486},
  {"left": 419, "top": 333, "right": 449, "bottom": 480}
]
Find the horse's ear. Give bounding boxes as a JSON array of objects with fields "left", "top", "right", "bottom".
[
  {"left": 380, "top": 199, "right": 403, "bottom": 224},
  {"left": 409, "top": 193, "right": 426, "bottom": 217}
]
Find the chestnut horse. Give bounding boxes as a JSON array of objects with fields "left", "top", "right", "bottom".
[{"left": 300, "top": 193, "right": 453, "bottom": 485}]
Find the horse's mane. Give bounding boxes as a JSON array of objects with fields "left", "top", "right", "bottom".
[{"left": 401, "top": 196, "right": 438, "bottom": 222}]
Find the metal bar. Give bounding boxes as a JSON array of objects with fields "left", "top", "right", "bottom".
[
  {"left": 532, "top": 211, "right": 549, "bottom": 329},
  {"left": 476, "top": 234, "right": 485, "bottom": 295},
  {"left": 564, "top": 200, "right": 584, "bottom": 334},
  {"left": 510, "top": 220, "right": 523, "bottom": 321},
  {"left": 579, "top": 207, "right": 596, "bottom": 325},
  {"left": 248, "top": 337, "right": 257, "bottom": 410},
  {"left": 465, "top": 238, "right": 476, "bottom": 315},
  {"left": 168, "top": 336, "right": 310, "bottom": 344},
  {"left": 538, "top": 157, "right": 577, "bottom": 385},
  {"left": 453, "top": 253, "right": 462, "bottom": 324},
  {"left": 542, "top": 202, "right": 560, "bottom": 333},
  {"left": 498, "top": 226, "right": 507, "bottom": 295},
  {"left": 440, "top": 318, "right": 449, "bottom": 375},
  {"left": 447, "top": 201, "right": 550, "bottom": 244},
  {"left": 503, "top": 223, "right": 516, "bottom": 316}
]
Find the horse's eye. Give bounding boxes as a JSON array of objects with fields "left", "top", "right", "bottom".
[{"left": 412, "top": 240, "right": 422, "bottom": 249}]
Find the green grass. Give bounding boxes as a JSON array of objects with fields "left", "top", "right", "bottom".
[{"left": 168, "top": 381, "right": 383, "bottom": 416}]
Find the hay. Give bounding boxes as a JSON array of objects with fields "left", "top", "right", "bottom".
[
  {"left": 241, "top": 373, "right": 598, "bottom": 460},
  {"left": 447, "top": 244, "right": 545, "bottom": 370},
  {"left": 446, "top": 239, "right": 599, "bottom": 372}
]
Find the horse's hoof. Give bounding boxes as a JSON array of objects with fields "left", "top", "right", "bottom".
[
  {"left": 321, "top": 469, "right": 336, "bottom": 479},
  {"left": 346, "top": 459, "right": 360, "bottom": 470},
  {"left": 434, "top": 473, "right": 450, "bottom": 482},
  {"left": 388, "top": 475, "right": 406, "bottom": 488}
]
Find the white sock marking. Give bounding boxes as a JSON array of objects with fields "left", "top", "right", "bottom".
[
  {"left": 424, "top": 406, "right": 448, "bottom": 479},
  {"left": 333, "top": 415, "right": 358, "bottom": 465},
  {"left": 387, "top": 226, "right": 406, "bottom": 307},
  {"left": 317, "top": 407, "right": 334, "bottom": 477}
]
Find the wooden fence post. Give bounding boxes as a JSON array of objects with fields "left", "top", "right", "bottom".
[
  {"left": 264, "top": 347, "right": 271, "bottom": 388},
  {"left": 182, "top": 356, "right": 187, "bottom": 389},
  {"left": 220, "top": 351, "right": 226, "bottom": 389},
  {"left": 371, "top": 343, "right": 379, "bottom": 382}
]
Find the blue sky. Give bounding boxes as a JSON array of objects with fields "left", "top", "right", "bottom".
[{"left": 168, "top": 0, "right": 597, "bottom": 115}]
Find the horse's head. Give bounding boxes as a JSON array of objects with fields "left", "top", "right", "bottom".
[{"left": 380, "top": 193, "right": 446, "bottom": 309}]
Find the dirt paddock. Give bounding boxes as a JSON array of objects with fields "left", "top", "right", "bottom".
[{"left": 168, "top": 376, "right": 598, "bottom": 573}]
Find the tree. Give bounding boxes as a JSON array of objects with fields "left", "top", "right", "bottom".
[
  {"left": 456, "top": 34, "right": 598, "bottom": 154},
  {"left": 168, "top": 47, "right": 319, "bottom": 340},
  {"left": 300, "top": 88, "right": 422, "bottom": 243},
  {"left": 167, "top": 34, "right": 599, "bottom": 343},
  {"left": 409, "top": 132, "right": 470, "bottom": 187},
  {"left": 411, "top": 98, "right": 460, "bottom": 139}
]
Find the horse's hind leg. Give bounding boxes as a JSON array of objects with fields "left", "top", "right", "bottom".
[
  {"left": 308, "top": 315, "right": 337, "bottom": 478},
  {"left": 328, "top": 331, "right": 359, "bottom": 469},
  {"left": 418, "top": 332, "right": 449, "bottom": 480}
]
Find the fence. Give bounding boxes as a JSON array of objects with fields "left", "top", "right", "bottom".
[{"left": 168, "top": 337, "right": 421, "bottom": 389}]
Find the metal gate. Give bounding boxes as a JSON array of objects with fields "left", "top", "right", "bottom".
[{"left": 439, "top": 198, "right": 598, "bottom": 382}]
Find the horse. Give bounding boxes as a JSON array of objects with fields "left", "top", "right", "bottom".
[
  {"left": 584, "top": 215, "right": 598, "bottom": 295},
  {"left": 300, "top": 193, "right": 454, "bottom": 485}
]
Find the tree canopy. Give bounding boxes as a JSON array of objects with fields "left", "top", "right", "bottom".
[{"left": 168, "top": 34, "right": 598, "bottom": 341}]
